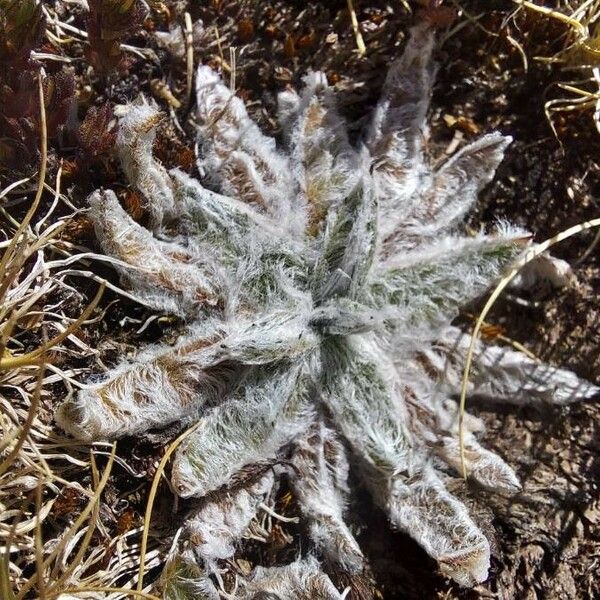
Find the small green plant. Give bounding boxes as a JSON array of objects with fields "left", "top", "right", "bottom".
[{"left": 56, "top": 24, "right": 599, "bottom": 596}]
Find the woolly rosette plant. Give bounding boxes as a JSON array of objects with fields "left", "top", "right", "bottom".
[{"left": 56, "top": 25, "right": 598, "bottom": 597}]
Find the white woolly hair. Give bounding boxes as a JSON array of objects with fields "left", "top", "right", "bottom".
[
  {"left": 397, "top": 355, "right": 522, "bottom": 493},
  {"left": 385, "top": 464, "right": 491, "bottom": 587},
  {"left": 431, "top": 326, "right": 600, "bottom": 406},
  {"left": 195, "top": 65, "right": 300, "bottom": 234},
  {"left": 318, "top": 333, "right": 493, "bottom": 586},
  {"left": 159, "top": 547, "right": 220, "bottom": 600},
  {"left": 88, "top": 189, "right": 224, "bottom": 317},
  {"left": 290, "top": 422, "right": 364, "bottom": 573},
  {"left": 242, "top": 556, "right": 344, "bottom": 599},
  {"left": 55, "top": 338, "right": 227, "bottom": 441},
  {"left": 56, "top": 312, "right": 321, "bottom": 442},
  {"left": 171, "top": 367, "right": 313, "bottom": 498},
  {"left": 278, "top": 70, "right": 359, "bottom": 238},
  {"left": 185, "top": 471, "right": 274, "bottom": 562},
  {"left": 54, "top": 21, "right": 600, "bottom": 593},
  {"left": 370, "top": 228, "right": 529, "bottom": 340},
  {"left": 116, "top": 99, "right": 176, "bottom": 230}
]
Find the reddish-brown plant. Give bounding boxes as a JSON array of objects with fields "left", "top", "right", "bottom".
[
  {"left": 85, "top": 0, "right": 149, "bottom": 73},
  {"left": 0, "top": 1, "right": 75, "bottom": 172}
]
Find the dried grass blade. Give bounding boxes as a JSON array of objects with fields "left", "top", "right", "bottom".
[
  {"left": 136, "top": 421, "right": 202, "bottom": 592},
  {"left": 0, "top": 283, "right": 105, "bottom": 371},
  {"left": 15, "top": 444, "right": 116, "bottom": 600},
  {"left": 0, "top": 73, "right": 47, "bottom": 282},
  {"left": 458, "top": 217, "right": 600, "bottom": 478}
]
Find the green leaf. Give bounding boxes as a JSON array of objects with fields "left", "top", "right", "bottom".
[
  {"left": 370, "top": 233, "right": 525, "bottom": 329},
  {"left": 312, "top": 179, "right": 377, "bottom": 304},
  {"left": 171, "top": 366, "right": 312, "bottom": 498},
  {"left": 319, "top": 335, "right": 413, "bottom": 477}
]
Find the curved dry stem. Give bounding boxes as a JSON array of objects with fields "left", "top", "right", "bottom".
[
  {"left": 136, "top": 421, "right": 203, "bottom": 592},
  {"left": 45, "top": 453, "right": 102, "bottom": 596},
  {"left": 184, "top": 11, "right": 193, "bottom": 107},
  {"left": 0, "top": 561, "right": 15, "bottom": 600},
  {"left": 34, "top": 484, "right": 46, "bottom": 600},
  {"left": 513, "top": 0, "right": 587, "bottom": 37},
  {"left": 15, "top": 444, "right": 116, "bottom": 600},
  {"left": 0, "top": 73, "right": 47, "bottom": 289},
  {"left": 458, "top": 217, "right": 600, "bottom": 478},
  {"left": 0, "top": 283, "right": 105, "bottom": 371},
  {"left": 347, "top": 0, "right": 366, "bottom": 56},
  {"left": 0, "top": 364, "right": 45, "bottom": 478}
]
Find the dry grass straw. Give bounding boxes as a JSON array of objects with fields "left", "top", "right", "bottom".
[
  {"left": 347, "top": 0, "right": 367, "bottom": 56},
  {"left": 513, "top": 0, "right": 600, "bottom": 136},
  {"left": 136, "top": 422, "right": 203, "bottom": 593},
  {"left": 184, "top": 11, "right": 194, "bottom": 108},
  {"left": 458, "top": 217, "right": 600, "bottom": 478},
  {"left": 0, "top": 72, "right": 159, "bottom": 599}
]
